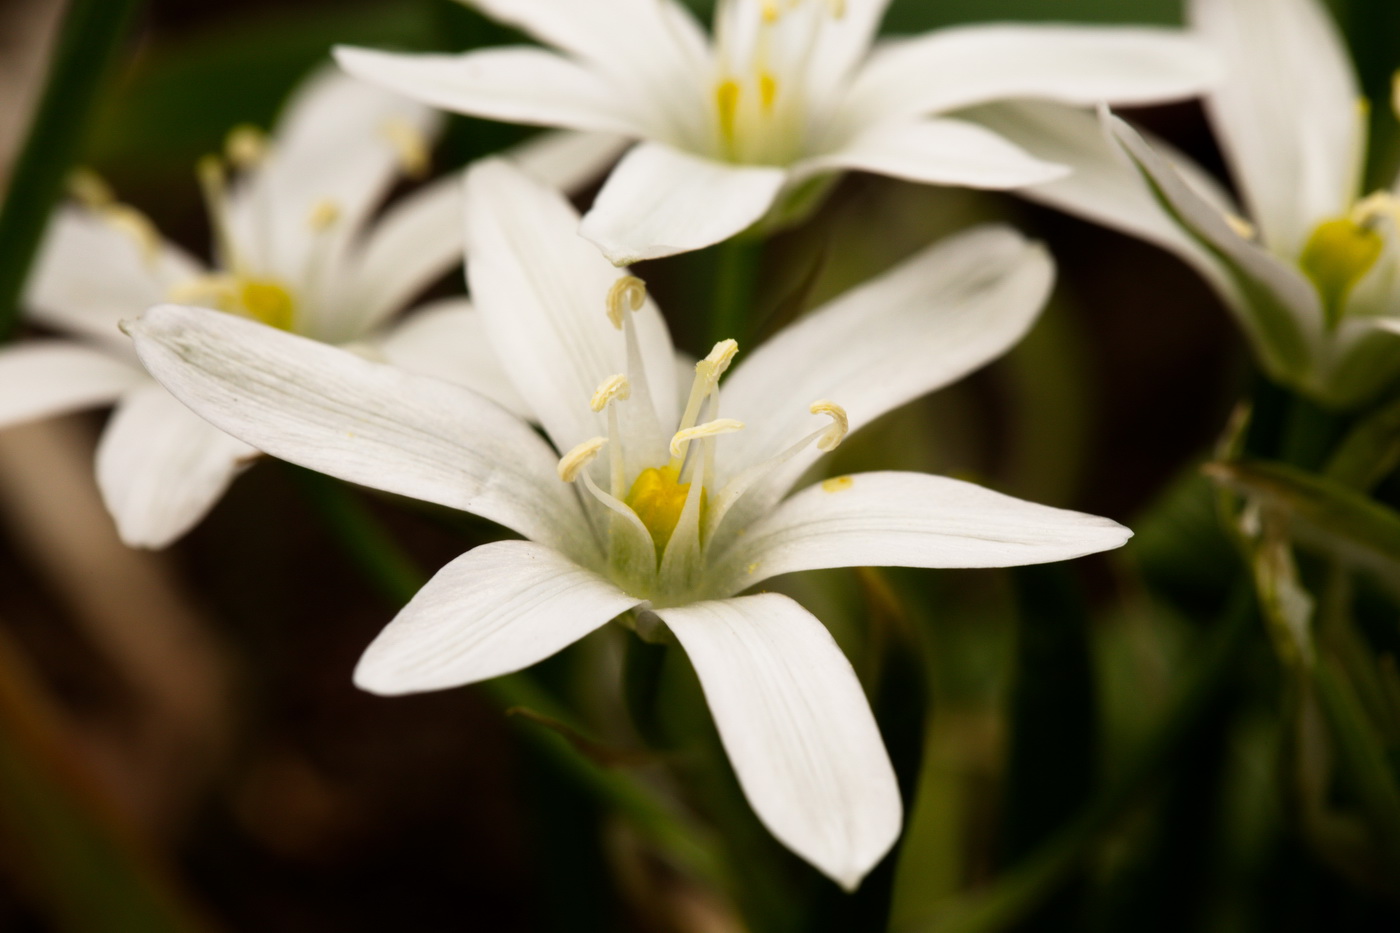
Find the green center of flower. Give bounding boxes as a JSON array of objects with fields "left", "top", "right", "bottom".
[{"left": 1298, "top": 191, "right": 1398, "bottom": 326}]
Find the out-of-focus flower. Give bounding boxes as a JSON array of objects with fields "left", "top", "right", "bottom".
[
  {"left": 0, "top": 68, "right": 616, "bottom": 547},
  {"left": 127, "top": 159, "right": 1131, "bottom": 888},
  {"left": 336, "top": 0, "right": 1219, "bottom": 264},
  {"left": 1001, "top": 0, "right": 1400, "bottom": 408}
]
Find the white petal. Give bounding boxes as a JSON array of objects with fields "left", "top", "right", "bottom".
[
  {"left": 127, "top": 305, "right": 593, "bottom": 553},
  {"left": 227, "top": 68, "right": 441, "bottom": 335},
  {"left": 841, "top": 24, "right": 1220, "bottom": 128},
  {"left": 355, "top": 539, "right": 641, "bottom": 694},
  {"left": 797, "top": 117, "right": 1067, "bottom": 189},
  {"left": 25, "top": 207, "right": 202, "bottom": 349},
  {"left": 508, "top": 130, "right": 631, "bottom": 193},
  {"left": 720, "top": 225, "right": 1052, "bottom": 502},
  {"left": 334, "top": 46, "right": 647, "bottom": 137},
  {"left": 463, "top": 159, "right": 678, "bottom": 467},
  {"left": 580, "top": 142, "right": 789, "bottom": 264},
  {"left": 803, "top": 0, "right": 892, "bottom": 104},
  {"left": 1107, "top": 114, "right": 1324, "bottom": 381},
  {"left": 659, "top": 593, "right": 901, "bottom": 891},
  {"left": 969, "top": 101, "right": 1232, "bottom": 288},
  {"left": 375, "top": 298, "right": 532, "bottom": 420},
  {"left": 95, "top": 384, "right": 257, "bottom": 549},
  {"left": 0, "top": 342, "right": 145, "bottom": 429},
  {"left": 715, "top": 471, "right": 1132, "bottom": 590},
  {"left": 334, "top": 171, "right": 464, "bottom": 341},
  {"left": 1189, "top": 0, "right": 1364, "bottom": 257}
]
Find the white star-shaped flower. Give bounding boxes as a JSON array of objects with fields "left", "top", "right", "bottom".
[
  {"left": 0, "top": 68, "right": 616, "bottom": 547},
  {"left": 335, "top": 0, "right": 1219, "bottom": 263},
  {"left": 125, "top": 158, "right": 1131, "bottom": 888}
]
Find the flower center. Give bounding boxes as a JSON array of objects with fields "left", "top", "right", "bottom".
[
  {"left": 710, "top": 0, "right": 845, "bottom": 164},
  {"left": 1299, "top": 191, "right": 1395, "bottom": 326},
  {"left": 556, "top": 275, "right": 849, "bottom": 603}
]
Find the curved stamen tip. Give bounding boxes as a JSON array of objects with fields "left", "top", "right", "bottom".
[
  {"left": 809, "top": 400, "right": 848, "bottom": 451},
  {"left": 606, "top": 276, "right": 647, "bottom": 329},
  {"left": 696, "top": 339, "right": 740, "bottom": 381},
  {"left": 225, "top": 125, "right": 268, "bottom": 169},
  {"left": 381, "top": 118, "right": 431, "bottom": 179},
  {"left": 558, "top": 437, "right": 609, "bottom": 482},
  {"left": 670, "top": 418, "right": 744, "bottom": 459},
  {"left": 590, "top": 374, "right": 632, "bottom": 412}
]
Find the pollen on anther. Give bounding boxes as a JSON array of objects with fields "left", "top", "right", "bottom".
[
  {"left": 590, "top": 374, "right": 631, "bottom": 412},
  {"left": 810, "top": 399, "right": 848, "bottom": 451},
  {"left": 558, "top": 437, "right": 608, "bottom": 482},
  {"left": 606, "top": 276, "right": 647, "bottom": 329}
]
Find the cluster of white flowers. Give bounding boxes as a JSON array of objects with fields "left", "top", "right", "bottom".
[{"left": 5, "top": 0, "right": 1390, "bottom": 894}]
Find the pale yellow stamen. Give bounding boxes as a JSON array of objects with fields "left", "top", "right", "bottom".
[
  {"left": 716, "top": 79, "right": 741, "bottom": 149},
  {"left": 670, "top": 418, "right": 744, "bottom": 459},
  {"left": 1224, "top": 212, "right": 1256, "bottom": 241},
  {"left": 696, "top": 339, "right": 739, "bottom": 382},
  {"left": 810, "top": 399, "right": 848, "bottom": 451},
  {"left": 1350, "top": 191, "right": 1400, "bottom": 228},
  {"left": 225, "top": 125, "right": 268, "bottom": 169},
  {"left": 558, "top": 437, "right": 608, "bottom": 482},
  {"left": 762, "top": 0, "right": 780, "bottom": 22},
  {"left": 68, "top": 168, "right": 114, "bottom": 209},
  {"left": 381, "top": 118, "right": 430, "bottom": 179},
  {"left": 606, "top": 275, "right": 647, "bottom": 329},
  {"left": 307, "top": 199, "right": 342, "bottom": 232},
  {"left": 759, "top": 71, "right": 779, "bottom": 112},
  {"left": 590, "top": 374, "right": 632, "bottom": 412},
  {"left": 101, "top": 205, "right": 162, "bottom": 266},
  {"left": 168, "top": 274, "right": 237, "bottom": 307}
]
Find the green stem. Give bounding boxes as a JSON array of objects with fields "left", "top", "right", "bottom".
[
  {"left": 290, "top": 467, "right": 725, "bottom": 889},
  {"left": 0, "top": 0, "right": 142, "bottom": 342},
  {"left": 910, "top": 586, "right": 1255, "bottom": 933},
  {"left": 709, "top": 236, "right": 762, "bottom": 347}
]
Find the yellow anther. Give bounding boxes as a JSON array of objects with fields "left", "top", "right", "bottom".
[
  {"left": 810, "top": 399, "right": 848, "bottom": 451},
  {"left": 225, "top": 125, "right": 268, "bottom": 169},
  {"left": 696, "top": 339, "right": 739, "bottom": 382},
  {"left": 670, "top": 418, "right": 744, "bottom": 459},
  {"left": 1224, "top": 212, "right": 1256, "bottom": 241},
  {"left": 307, "top": 199, "right": 342, "bottom": 232},
  {"left": 716, "top": 79, "right": 741, "bottom": 147},
  {"left": 558, "top": 437, "right": 608, "bottom": 482},
  {"left": 606, "top": 275, "right": 647, "bottom": 329},
  {"left": 100, "top": 205, "right": 162, "bottom": 266},
  {"left": 590, "top": 374, "right": 632, "bottom": 412},
  {"left": 762, "top": 0, "right": 780, "bottom": 22},
  {"left": 68, "top": 168, "right": 114, "bottom": 209},
  {"left": 759, "top": 71, "right": 779, "bottom": 112},
  {"left": 381, "top": 118, "right": 430, "bottom": 179},
  {"left": 829, "top": 0, "right": 846, "bottom": 18},
  {"left": 821, "top": 475, "right": 854, "bottom": 493}
]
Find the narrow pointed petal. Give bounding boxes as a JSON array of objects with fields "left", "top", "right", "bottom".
[
  {"left": 580, "top": 143, "right": 788, "bottom": 264},
  {"left": 1107, "top": 114, "right": 1324, "bottom": 382},
  {"left": 127, "top": 305, "right": 592, "bottom": 553},
  {"left": 797, "top": 117, "right": 1067, "bottom": 189},
  {"left": 1190, "top": 0, "right": 1363, "bottom": 257},
  {"left": 721, "top": 225, "right": 1052, "bottom": 498},
  {"left": 376, "top": 298, "right": 532, "bottom": 420},
  {"left": 26, "top": 207, "right": 202, "bottom": 348},
  {"left": 355, "top": 540, "right": 641, "bottom": 694},
  {"left": 335, "top": 172, "right": 464, "bottom": 341},
  {"left": 804, "top": 0, "right": 893, "bottom": 103},
  {"left": 0, "top": 342, "right": 145, "bottom": 429},
  {"left": 334, "top": 46, "right": 647, "bottom": 136},
  {"left": 95, "top": 384, "right": 257, "bottom": 548},
  {"left": 659, "top": 594, "right": 901, "bottom": 891},
  {"left": 715, "top": 471, "right": 1132, "bottom": 591},
  {"left": 464, "top": 158, "right": 678, "bottom": 464},
  {"left": 842, "top": 24, "right": 1220, "bottom": 127},
  {"left": 967, "top": 101, "right": 1228, "bottom": 285}
]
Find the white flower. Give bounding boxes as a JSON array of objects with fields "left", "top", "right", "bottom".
[
  {"left": 335, "top": 0, "right": 1219, "bottom": 264},
  {"left": 0, "top": 68, "right": 618, "bottom": 547},
  {"left": 996, "top": 0, "right": 1400, "bottom": 407},
  {"left": 126, "top": 159, "right": 1131, "bottom": 888}
]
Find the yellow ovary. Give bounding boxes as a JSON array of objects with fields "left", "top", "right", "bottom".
[{"left": 627, "top": 466, "right": 700, "bottom": 551}]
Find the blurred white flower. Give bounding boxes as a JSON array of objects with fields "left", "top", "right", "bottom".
[
  {"left": 126, "top": 159, "right": 1131, "bottom": 888},
  {"left": 336, "top": 0, "right": 1220, "bottom": 263},
  {"left": 0, "top": 68, "right": 617, "bottom": 547},
  {"left": 1000, "top": 0, "right": 1400, "bottom": 407}
]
